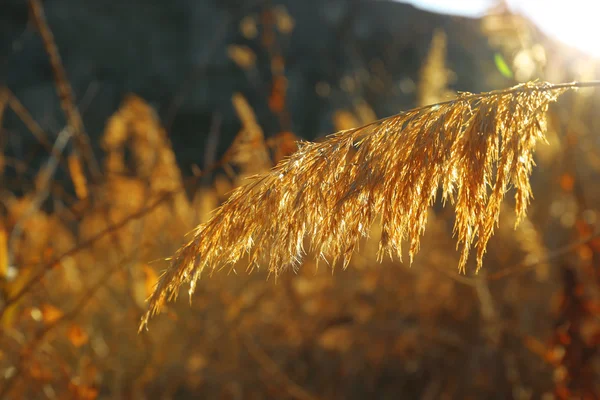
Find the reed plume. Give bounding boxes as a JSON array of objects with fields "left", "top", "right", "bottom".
[{"left": 140, "top": 81, "right": 595, "bottom": 329}]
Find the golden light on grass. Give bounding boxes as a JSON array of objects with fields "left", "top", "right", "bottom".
[
  {"left": 136, "top": 81, "right": 599, "bottom": 329},
  {"left": 402, "top": 0, "right": 600, "bottom": 59},
  {"left": 506, "top": 0, "right": 600, "bottom": 59}
]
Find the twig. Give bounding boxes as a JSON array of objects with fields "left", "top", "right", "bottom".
[
  {"left": 0, "top": 88, "right": 8, "bottom": 130},
  {"left": 440, "top": 226, "right": 600, "bottom": 286},
  {"left": 242, "top": 336, "right": 321, "bottom": 400},
  {"left": 5, "top": 90, "right": 55, "bottom": 155},
  {"left": 474, "top": 271, "right": 501, "bottom": 344},
  {"left": 0, "top": 89, "right": 7, "bottom": 176},
  {"left": 430, "top": 263, "right": 476, "bottom": 286},
  {"left": 8, "top": 127, "right": 72, "bottom": 259},
  {"left": 27, "top": 0, "right": 100, "bottom": 180},
  {"left": 485, "top": 226, "right": 600, "bottom": 281},
  {"left": 201, "top": 113, "right": 222, "bottom": 185}
]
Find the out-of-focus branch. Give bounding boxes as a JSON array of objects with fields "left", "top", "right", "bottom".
[
  {"left": 0, "top": 88, "right": 8, "bottom": 131},
  {"left": 5, "top": 89, "right": 54, "bottom": 154},
  {"left": 201, "top": 113, "right": 222, "bottom": 185},
  {"left": 486, "top": 225, "right": 600, "bottom": 281},
  {"left": 27, "top": 0, "right": 101, "bottom": 181},
  {"left": 0, "top": 89, "right": 7, "bottom": 176},
  {"left": 434, "top": 225, "right": 600, "bottom": 285},
  {"left": 243, "top": 336, "right": 321, "bottom": 400},
  {"left": 8, "top": 127, "right": 72, "bottom": 258}
]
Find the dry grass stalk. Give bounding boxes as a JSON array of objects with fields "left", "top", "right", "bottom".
[
  {"left": 0, "top": 225, "right": 7, "bottom": 280},
  {"left": 228, "top": 45, "right": 257, "bottom": 70},
  {"left": 28, "top": 0, "right": 100, "bottom": 180},
  {"left": 140, "top": 81, "right": 593, "bottom": 329},
  {"left": 500, "top": 205, "right": 549, "bottom": 280},
  {"left": 68, "top": 153, "right": 89, "bottom": 200},
  {"left": 228, "top": 93, "right": 272, "bottom": 175},
  {"left": 418, "top": 29, "right": 455, "bottom": 107},
  {"left": 5, "top": 90, "right": 54, "bottom": 155},
  {"left": 101, "top": 95, "right": 192, "bottom": 220},
  {"left": 0, "top": 88, "right": 7, "bottom": 176}
]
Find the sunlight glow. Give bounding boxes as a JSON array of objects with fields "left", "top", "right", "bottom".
[
  {"left": 506, "top": 0, "right": 600, "bottom": 58},
  {"left": 396, "top": 0, "right": 600, "bottom": 58},
  {"left": 397, "top": 0, "right": 492, "bottom": 17}
]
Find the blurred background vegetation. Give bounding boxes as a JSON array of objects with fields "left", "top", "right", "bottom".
[{"left": 1, "top": 0, "right": 600, "bottom": 398}]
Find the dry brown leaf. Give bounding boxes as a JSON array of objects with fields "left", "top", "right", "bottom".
[
  {"left": 333, "top": 110, "right": 361, "bottom": 131},
  {"left": 273, "top": 5, "right": 295, "bottom": 34},
  {"left": 239, "top": 15, "right": 258, "bottom": 39},
  {"left": 68, "top": 153, "right": 89, "bottom": 200},
  {"left": 229, "top": 93, "right": 272, "bottom": 174},
  {"left": 133, "top": 263, "right": 159, "bottom": 308},
  {"left": 318, "top": 326, "right": 353, "bottom": 352},
  {"left": 186, "top": 353, "right": 208, "bottom": 373},
  {"left": 41, "top": 303, "right": 63, "bottom": 324},
  {"left": 354, "top": 100, "right": 377, "bottom": 125},
  {"left": 0, "top": 225, "right": 7, "bottom": 280},
  {"left": 227, "top": 45, "right": 256, "bottom": 70},
  {"left": 268, "top": 131, "right": 299, "bottom": 163},
  {"left": 143, "top": 264, "right": 159, "bottom": 299},
  {"left": 67, "top": 323, "right": 89, "bottom": 347},
  {"left": 68, "top": 382, "right": 98, "bottom": 400},
  {"left": 29, "top": 360, "right": 54, "bottom": 381}
]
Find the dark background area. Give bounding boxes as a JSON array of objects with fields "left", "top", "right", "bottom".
[{"left": 1, "top": 0, "right": 509, "bottom": 175}]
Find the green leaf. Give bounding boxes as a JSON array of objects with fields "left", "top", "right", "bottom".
[{"left": 494, "top": 53, "right": 514, "bottom": 79}]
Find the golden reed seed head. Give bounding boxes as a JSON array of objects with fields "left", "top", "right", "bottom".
[{"left": 140, "top": 81, "right": 569, "bottom": 330}]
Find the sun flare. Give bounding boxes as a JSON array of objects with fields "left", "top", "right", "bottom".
[
  {"left": 400, "top": 0, "right": 600, "bottom": 59},
  {"left": 507, "top": 0, "right": 600, "bottom": 58}
]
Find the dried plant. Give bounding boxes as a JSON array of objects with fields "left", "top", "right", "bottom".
[
  {"left": 140, "top": 81, "right": 598, "bottom": 328},
  {"left": 228, "top": 93, "right": 272, "bottom": 176},
  {"left": 418, "top": 29, "right": 455, "bottom": 107}
]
